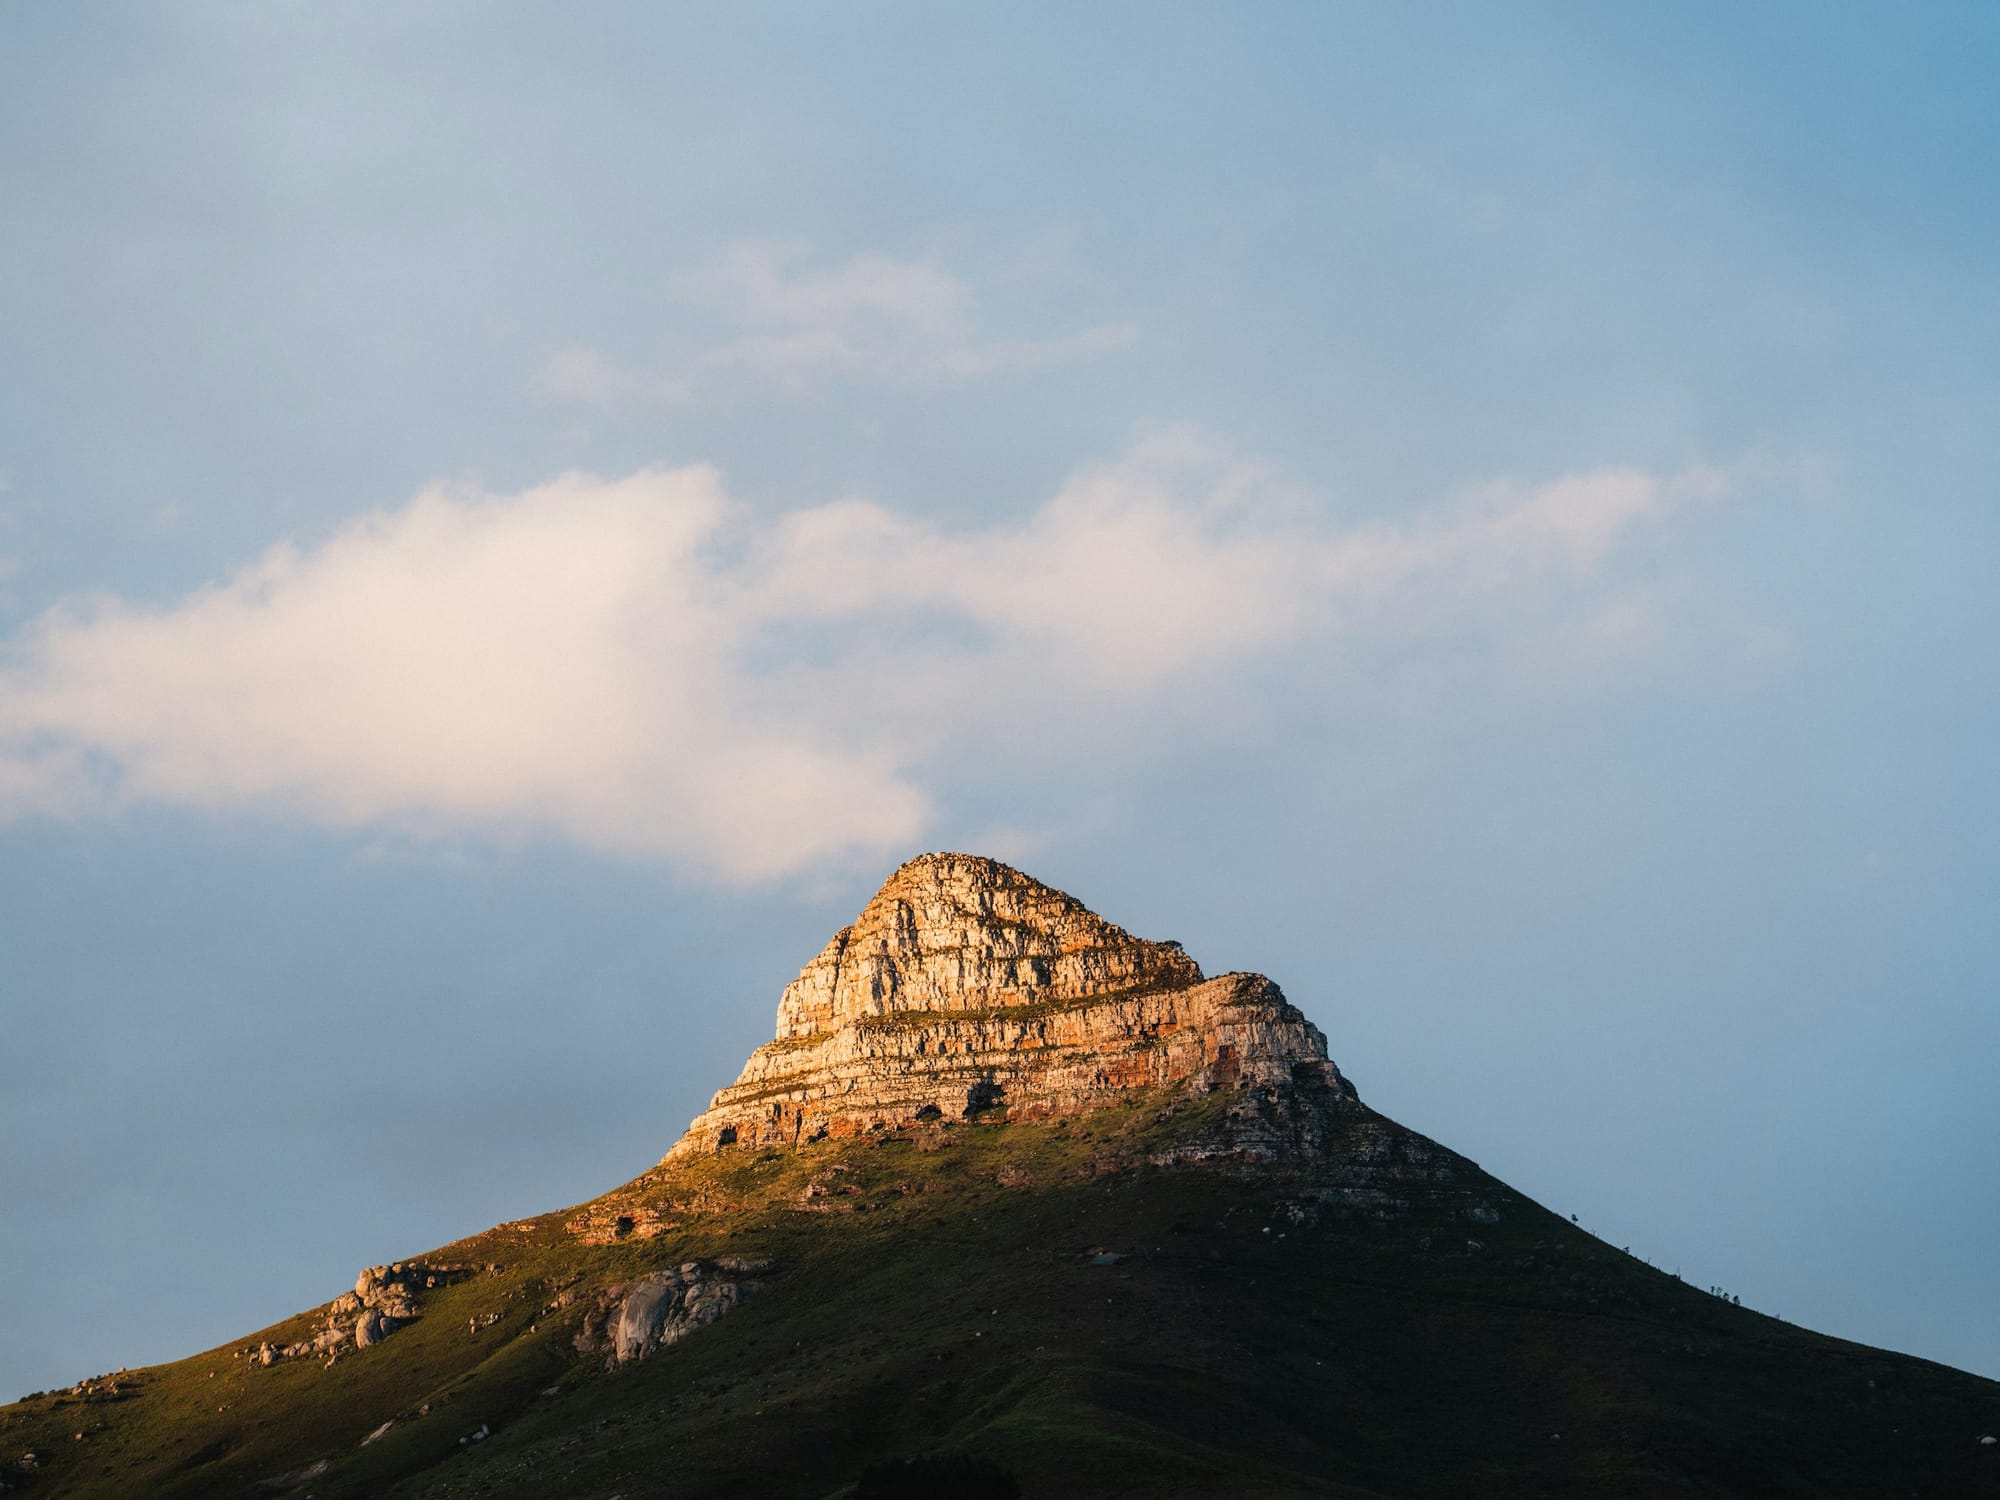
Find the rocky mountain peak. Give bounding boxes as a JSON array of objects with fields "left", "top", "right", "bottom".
[
  {"left": 773, "top": 852, "right": 1204, "bottom": 1040},
  {"left": 666, "top": 853, "right": 1352, "bottom": 1160}
]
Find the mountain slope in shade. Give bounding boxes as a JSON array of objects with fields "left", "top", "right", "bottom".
[{"left": 3, "top": 854, "right": 1994, "bottom": 1499}]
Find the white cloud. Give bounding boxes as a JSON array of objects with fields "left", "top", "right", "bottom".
[
  {"left": 0, "top": 470, "right": 924, "bottom": 880},
  {"left": 0, "top": 442, "right": 1729, "bottom": 880},
  {"left": 537, "top": 347, "right": 690, "bottom": 406},
  {"left": 716, "top": 242, "right": 970, "bottom": 337},
  {"left": 540, "top": 242, "right": 1135, "bottom": 405}
]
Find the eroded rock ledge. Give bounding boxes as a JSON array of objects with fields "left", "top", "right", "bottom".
[{"left": 666, "top": 853, "right": 1356, "bottom": 1160}]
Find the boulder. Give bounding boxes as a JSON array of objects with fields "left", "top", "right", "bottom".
[
  {"left": 588, "top": 1263, "right": 761, "bottom": 1364},
  {"left": 611, "top": 1274, "right": 683, "bottom": 1362}
]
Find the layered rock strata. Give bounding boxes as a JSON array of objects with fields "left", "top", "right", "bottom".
[{"left": 666, "top": 853, "right": 1354, "bottom": 1160}]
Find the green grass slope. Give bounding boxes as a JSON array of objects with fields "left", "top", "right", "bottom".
[{"left": 4, "top": 1094, "right": 1995, "bottom": 1498}]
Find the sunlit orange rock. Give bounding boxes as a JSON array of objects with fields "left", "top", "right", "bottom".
[{"left": 664, "top": 852, "right": 1352, "bottom": 1160}]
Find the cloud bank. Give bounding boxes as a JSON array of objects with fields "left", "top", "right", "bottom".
[{"left": 0, "top": 441, "right": 1726, "bottom": 879}]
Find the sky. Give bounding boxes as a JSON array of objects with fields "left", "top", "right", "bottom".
[{"left": 1, "top": 1, "right": 1996, "bottom": 1396}]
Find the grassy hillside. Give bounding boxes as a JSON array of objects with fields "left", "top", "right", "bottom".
[{"left": 4, "top": 1092, "right": 1994, "bottom": 1498}]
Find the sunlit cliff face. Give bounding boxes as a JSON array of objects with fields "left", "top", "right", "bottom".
[{"left": 667, "top": 852, "right": 1349, "bottom": 1159}]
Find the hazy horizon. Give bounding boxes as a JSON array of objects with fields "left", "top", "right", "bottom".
[{"left": 2, "top": 2, "right": 1996, "bottom": 1397}]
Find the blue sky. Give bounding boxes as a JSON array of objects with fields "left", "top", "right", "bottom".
[{"left": 2, "top": 2, "right": 1996, "bottom": 1395}]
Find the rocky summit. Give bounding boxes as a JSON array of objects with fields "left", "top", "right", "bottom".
[
  {"left": 4, "top": 854, "right": 1997, "bottom": 1500},
  {"left": 668, "top": 853, "right": 1352, "bottom": 1160}
]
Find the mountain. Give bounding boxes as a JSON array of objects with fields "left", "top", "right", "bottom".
[
  {"left": 667, "top": 853, "right": 1348, "bottom": 1161},
  {"left": 3, "top": 853, "right": 1994, "bottom": 1498}
]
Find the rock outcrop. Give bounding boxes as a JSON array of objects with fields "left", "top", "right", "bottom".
[
  {"left": 666, "top": 853, "right": 1355, "bottom": 1160},
  {"left": 573, "top": 1258, "right": 771, "bottom": 1366},
  {"left": 240, "top": 1261, "right": 471, "bottom": 1368}
]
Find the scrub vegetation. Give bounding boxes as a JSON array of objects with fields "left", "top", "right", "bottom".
[{"left": 3, "top": 1092, "right": 1994, "bottom": 1498}]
